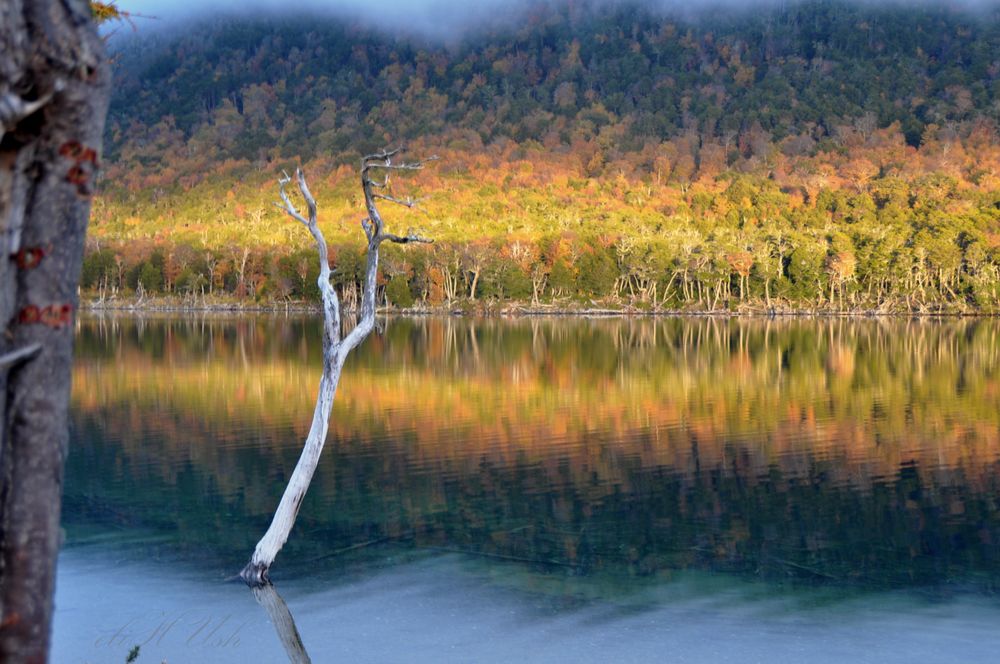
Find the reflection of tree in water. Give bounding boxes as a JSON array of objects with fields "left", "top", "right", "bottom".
[
  {"left": 252, "top": 583, "right": 311, "bottom": 664},
  {"left": 66, "top": 316, "right": 1000, "bottom": 591}
]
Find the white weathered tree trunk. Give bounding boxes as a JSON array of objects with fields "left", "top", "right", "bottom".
[{"left": 241, "top": 151, "right": 432, "bottom": 586}]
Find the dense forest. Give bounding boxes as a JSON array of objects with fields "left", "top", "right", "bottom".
[{"left": 87, "top": 0, "right": 1000, "bottom": 312}]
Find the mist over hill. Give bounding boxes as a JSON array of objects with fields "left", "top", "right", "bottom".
[{"left": 116, "top": 0, "right": 1000, "bottom": 36}]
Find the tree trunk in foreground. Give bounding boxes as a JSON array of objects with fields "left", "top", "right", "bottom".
[
  {"left": 0, "top": 1, "right": 110, "bottom": 661},
  {"left": 241, "top": 150, "right": 433, "bottom": 586}
]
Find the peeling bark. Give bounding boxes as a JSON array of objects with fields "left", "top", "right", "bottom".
[
  {"left": 0, "top": 1, "right": 110, "bottom": 661},
  {"left": 241, "top": 150, "right": 433, "bottom": 586}
]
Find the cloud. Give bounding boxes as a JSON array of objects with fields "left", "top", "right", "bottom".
[{"left": 121, "top": 0, "right": 522, "bottom": 23}]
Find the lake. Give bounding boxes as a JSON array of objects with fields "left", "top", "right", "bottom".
[{"left": 56, "top": 314, "right": 1000, "bottom": 663}]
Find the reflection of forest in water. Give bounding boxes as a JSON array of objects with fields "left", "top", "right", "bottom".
[{"left": 67, "top": 315, "right": 1000, "bottom": 591}]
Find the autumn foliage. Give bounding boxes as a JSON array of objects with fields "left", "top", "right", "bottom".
[{"left": 86, "top": 2, "right": 1000, "bottom": 312}]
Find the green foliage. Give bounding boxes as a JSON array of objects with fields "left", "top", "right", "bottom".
[
  {"left": 386, "top": 274, "right": 415, "bottom": 308},
  {"left": 279, "top": 251, "right": 321, "bottom": 299},
  {"left": 81, "top": 248, "right": 116, "bottom": 289},
  {"left": 331, "top": 246, "right": 363, "bottom": 293},
  {"left": 787, "top": 241, "right": 828, "bottom": 300},
  {"left": 480, "top": 258, "right": 532, "bottom": 301},
  {"left": 548, "top": 259, "right": 575, "bottom": 298},
  {"left": 500, "top": 264, "right": 532, "bottom": 301},
  {"left": 175, "top": 268, "right": 205, "bottom": 295},
  {"left": 138, "top": 261, "right": 163, "bottom": 293},
  {"left": 575, "top": 247, "right": 618, "bottom": 298}
]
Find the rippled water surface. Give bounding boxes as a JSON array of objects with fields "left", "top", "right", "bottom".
[{"left": 56, "top": 315, "right": 1000, "bottom": 662}]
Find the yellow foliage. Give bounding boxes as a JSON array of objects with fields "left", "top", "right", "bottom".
[{"left": 89, "top": 2, "right": 121, "bottom": 24}]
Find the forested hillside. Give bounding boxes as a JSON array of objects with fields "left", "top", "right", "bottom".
[{"left": 88, "top": 0, "right": 1000, "bottom": 312}]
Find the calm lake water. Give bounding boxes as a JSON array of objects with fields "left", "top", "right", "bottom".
[{"left": 56, "top": 314, "right": 1000, "bottom": 663}]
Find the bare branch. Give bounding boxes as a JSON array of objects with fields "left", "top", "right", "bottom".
[
  {"left": 0, "top": 83, "right": 62, "bottom": 132},
  {"left": 295, "top": 168, "right": 317, "bottom": 224},
  {"left": 366, "top": 162, "right": 427, "bottom": 172},
  {"left": 372, "top": 193, "right": 428, "bottom": 209},
  {"left": 0, "top": 344, "right": 42, "bottom": 370},
  {"left": 360, "top": 147, "right": 438, "bottom": 246},
  {"left": 275, "top": 171, "right": 310, "bottom": 226},
  {"left": 361, "top": 151, "right": 438, "bottom": 178},
  {"left": 382, "top": 232, "right": 434, "bottom": 245},
  {"left": 362, "top": 147, "right": 404, "bottom": 164}
]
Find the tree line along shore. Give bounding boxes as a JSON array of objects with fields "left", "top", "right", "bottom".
[{"left": 89, "top": 3, "right": 1000, "bottom": 315}]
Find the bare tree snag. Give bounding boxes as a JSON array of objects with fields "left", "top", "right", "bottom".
[
  {"left": 0, "top": 1, "right": 110, "bottom": 661},
  {"left": 241, "top": 149, "right": 433, "bottom": 586}
]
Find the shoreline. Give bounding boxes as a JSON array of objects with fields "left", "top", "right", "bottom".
[{"left": 79, "top": 298, "right": 997, "bottom": 319}]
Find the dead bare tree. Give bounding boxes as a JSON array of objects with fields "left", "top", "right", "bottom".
[{"left": 240, "top": 149, "right": 433, "bottom": 586}]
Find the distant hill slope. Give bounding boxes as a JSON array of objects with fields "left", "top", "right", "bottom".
[
  {"left": 106, "top": 0, "right": 1000, "bottom": 169},
  {"left": 87, "top": 1, "right": 1000, "bottom": 312}
]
